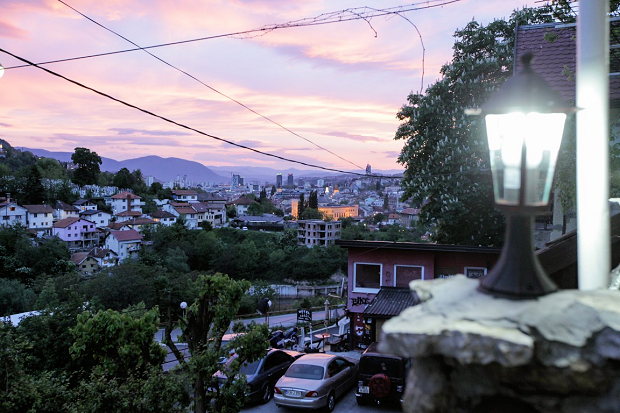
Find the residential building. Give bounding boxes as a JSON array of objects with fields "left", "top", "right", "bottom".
[
  {"left": 23, "top": 204, "right": 54, "bottom": 236},
  {"left": 0, "top": 200, "right": 29, "bottom": 228},
  {"left": 171, "top": 189, "right": 198, "bottom": 203},
  {"left": 110, "top": 191, "right": 143, "bottom": 215},
  {"left": 192, "top": 202, "right": 225, "bottom": 228},
  {"left": 104, "top": 229, "right": 143, "bottom": 262},
  {"left": 70, "top": 251, "right": 99, "bottom": 275},
  {"left": 148, "top": 210, "right": 177, "bottom": 226},
  {"left": 123, "top": 217, "right": 157, "bottom": 232},
  {"left": 52, "top": 217, "right": 99, "bottom": 251},
  {"left": 399, "top": 208, "right": 420, "bottom": 228},
  {"left": 79, "top": 210, "right": 111, "bottom": 228},
  {"left": 73, "top": 199, "right": 97, "bottom": 212},
  {"left": 89, "top": 247, "right": 118, "bottom": 268},
  {"left": 53, "top": 201, "right": 79, "bottom": 221},
  {"left": 114, "top": 210, "right": 143, "bottom": 223},
  {"left": 230, "top": 196, "right": 255, "bottom": 216},
  {"left": 297, "top": 220, "right": 341, "bottom": 246},
  {"left": 166, "top": 204, "right": 198, "bottom": 229},
  {"left": 336, "top": 240, "right": 500, "bottom": 346},
  {"left": 233, "top": 214, "right": 285, "bottom": 231}
]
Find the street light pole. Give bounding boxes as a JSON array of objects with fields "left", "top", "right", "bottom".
[{"left": 577, "top": 0, "right": 610, "bottom": 289}]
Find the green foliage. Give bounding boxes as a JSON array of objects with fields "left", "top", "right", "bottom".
[
  {"left": 71, "top": 147, "right": 102, "bottom": 186},
  {"left": 300, "top": 207, "right": 323, "bottom": 220},
  {"left": 70, "top": 306, "right": 165, "bottom": 377},
  {"left": 36, "top": 157, "right": 67, "bottom": 180},
  {"left": 19, "top": 165, "right": 45, "bottom": 204},
  {"left": 308, "top": 190, "right": 318, "bottom": 209},
  {"left": 0, "top": 278, "right": 36, "bottom": 316},
  {"left": 395, "top": 9, "right": 561, "bottom": 246}
]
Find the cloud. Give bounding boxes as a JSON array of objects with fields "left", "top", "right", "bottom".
[
  {"left": 51, "top": 133, "right": 179, "bottom": 147},
  {"left": 0, "top": 21, "right": 27, "bottom": 39},
  {"left": 0, "top": 122, "right": 13, "bottom": 127},
  {"left": 109, "top": 127, "right": 191, "bottom": 137},
  {"left": 322, "top": 131, "right": 384, "bottom": 143}
]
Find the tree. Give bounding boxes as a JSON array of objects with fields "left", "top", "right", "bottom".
[
  {"left": 36, "top": 158, "right": 67, "bottom": 180},
  {"left": 259, "top": 188, "right": 267, "bottom": 201},
  {"left": 395, "top": 9, "right": 559, "bottom": 246},
  {"left": 270, "top": 185, "right": 276, "bottom": 196},
  {"left": 308, "top": 190, "right": 318, "bottom": 209},
  {"left": 164, "top": 273, "right": 268, "bottom": 413},
  {"left": 112, "top": 167, "right": 135, "bottom": 189},
  {"left": 297, "top": 193, "right": 306, "bottom": 218},
  {"left": 20, "top": 165, "right": 45, "bottom": 204},
  {"left": 300, "top": 208, "right": 323, "bottom": 220},
  {"left": 71, "top": 147, "right": 101, "bottom": 186}
]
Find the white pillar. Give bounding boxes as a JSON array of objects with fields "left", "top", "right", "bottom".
[{"left": 577, "top": 0, "right": 610, "bottom": 289}]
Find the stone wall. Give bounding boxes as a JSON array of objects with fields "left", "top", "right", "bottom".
[{"left": 381, "top": 276, "right": 620, "bottom": 413}]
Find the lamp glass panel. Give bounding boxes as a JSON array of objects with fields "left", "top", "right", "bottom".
[{"left": 485, "top": 112, "right": 566, "bottom": 206}]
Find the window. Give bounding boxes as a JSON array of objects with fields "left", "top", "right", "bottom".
[
  {"left": 33, "top": 213, "right": 38, "bottom": 218},
  {"left": 465, "top": 267, "right": 487, "bottom": 279},
  {"left": 354, "top": 263, "right": 382, "bottom": 292},
  {"left": 394, "top": 265, "right": 424, "bottom": 287}
]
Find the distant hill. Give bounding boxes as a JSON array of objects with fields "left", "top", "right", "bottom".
[{"left": 21, "top": 148, "right": 227, "bottom": 183}]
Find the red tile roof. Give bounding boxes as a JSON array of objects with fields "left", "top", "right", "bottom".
[
  {"left": 175, "top": 207, "right": 196, "bottom": 215},
  {"left": 111, "top": 191, "right": 141, "bottom": 199},
  {"left": 53, "top": 217, "right": 80, "bottom": 228},
  {"left": 149, "top": 210, "right": 176, "bottom": 219},
  {"left": 172, "top": 189, "right": 198, "bottom": 196},
  {"left": 23, "top": 205, "right": 54, "bottom": 214},
  {"left": 515, "top": 21, "right": 620, "bottom": 104},
  {"left": 109, "top": 229, "right": 143, "bottom": 242},
  {"left": 115, "top": 210, "right": 142, "bottom": 217}
]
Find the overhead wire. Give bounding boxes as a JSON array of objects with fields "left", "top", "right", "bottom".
[
  {"left": 56, "top": 0, "right": 365, "bottom": 171},
  {"left": 0, "top": 47, "right": 491, "bottom": 180},
  {"left": 4, "top": 0, "right": 462, "bottom": 70}
]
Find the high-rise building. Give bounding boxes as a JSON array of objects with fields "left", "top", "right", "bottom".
[
  {"left": 317, "top": 179, "right": 325, "bottom": 188},
  {"left": 239, "top": 176, "right": 244, "bottom": 186},
  {"left": 287, "top": 173, "right": 294, "bottom": 187},
  {"left": 232, "top": 174, "right": 241, "bottom": 187},
  {"left": 276, "top": 173, "right": 283, "bottom": 188}
]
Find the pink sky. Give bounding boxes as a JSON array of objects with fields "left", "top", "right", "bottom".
[{"left": 0, "top": 0, "right": 536, "bottom": 172}]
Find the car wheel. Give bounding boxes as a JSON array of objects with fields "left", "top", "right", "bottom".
[
  {"left": 325, "top": 392, "right": 336, "bottom": 412},
  {"left": 260, "top": 384, "right": 273, "bottom": 404}
]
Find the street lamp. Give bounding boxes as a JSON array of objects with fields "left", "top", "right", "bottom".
[
  {"left": 180, "top": 301, "right": 187, "bottom": 318},
  {"left": 477, "top": 53, "right": 573, "bottom": 299}
]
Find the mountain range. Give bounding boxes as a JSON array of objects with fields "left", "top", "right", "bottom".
[{"left": 20, "top": 147, "right": 403, "bottom": 184}]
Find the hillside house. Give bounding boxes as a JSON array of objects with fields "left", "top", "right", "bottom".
[
  {"left": 53, "top": 200, "right": 79, "bottom": 221},
  {"left": 23, "top": 204, "right": 54, "bottom": 237},
  {"left": 70, "top": 251, "right": 99, "bottom": 275},
  {"left": 336, "top": 240, "right": 500, "bottom": 346},
  {"left": 0, "top": 200, "right": 27, "bottom": 227},
  {"left": 111, "top": 191, "right": 144, "bottom": 215},
  {"left": 104, "top": 229, "right": 143, "bottom": 262},
  {"left": 79, "top": 210, "right": 111, "bottom": 228},
  {"left": 52, "top": 217, "right": 99, "bottom": 251},
  {"left": 171, "top": 189, "right": 198, "bottom": 203},
  {"left": 114, "top": 210, "right": 143, "bottom": 223},
  {"left": 73, "top": 199, "right": 97, "bottom": 212},
  {"left": 148, "top": 210, "right": 176, "bottom": 226}
]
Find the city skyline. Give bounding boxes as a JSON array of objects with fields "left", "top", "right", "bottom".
[{"left": 1, "top": 0, "right": 535, "bottom": 173}]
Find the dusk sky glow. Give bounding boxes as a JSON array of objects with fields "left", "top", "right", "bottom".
[{"left": 1, "top": 0, "right": 535, "bottom": 173}]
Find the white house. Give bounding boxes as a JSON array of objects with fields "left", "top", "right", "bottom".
[
  {"left": 104, "top": 229, "right": 143, "bottom": 262},
  {"left": 148, "top": 210, "right": 177, "bottom": 226},
  {"left": 111, "top": 191, "right": 144, "bottom": 215},
  {"left": 171, "top": 189, "right": 199, "bottom": 203},
  {"left": 52, "top": 217, "right": 99, "bottom": 251},
  {"left": 0, "top": 200, "right": 27, "bottom": 227},
  {"left": 73, "top": 199, "right": 98, "bottom": 212},
  {"left": 54, "top": 200, "right": 79, "bottom": 220},
  {"left": 23, "top": 204, "right": 54, "bottom": 236},
  {"left": 79, "top": 210, "right": 111, "bottom": 228}
]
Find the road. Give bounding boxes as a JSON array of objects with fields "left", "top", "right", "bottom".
[{"left": 242, "top": 386, "right": 401, "bottom": 413}]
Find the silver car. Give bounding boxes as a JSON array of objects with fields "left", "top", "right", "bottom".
[{"left": 274, "top": 353, "right": 358, "bottom": 412}]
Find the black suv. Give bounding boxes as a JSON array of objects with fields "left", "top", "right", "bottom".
[{"left": 355, "top": 342, "right": 407, "bottom": 406}]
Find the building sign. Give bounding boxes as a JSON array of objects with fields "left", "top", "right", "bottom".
[{"left": 296, "top": 308, "right": 312, "bottom": 323}]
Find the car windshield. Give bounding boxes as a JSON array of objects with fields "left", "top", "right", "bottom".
[
  {"left": 359, "top": 357, "right": 403, "bottom": 378},
  {"left": 285, "top": 364, "right": 324, "bottom": 380},
  {"left": 238, "top": 360, "right": 260, "bottom": 375}
]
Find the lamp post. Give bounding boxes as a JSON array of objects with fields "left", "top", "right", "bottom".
[
  {"left": 477, "top": 53, "right": 573, "bottom": 299},
  {"left": 180, "top": 301, "right": 187, "bottom": 319}
]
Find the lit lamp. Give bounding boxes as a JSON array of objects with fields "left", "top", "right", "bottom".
[{"left": 477, "top": 53, "right": 573, "bottom": 298}]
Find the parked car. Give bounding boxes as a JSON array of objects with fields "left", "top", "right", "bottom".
[
  {"left": 274, "top": 353, "right": 358, "bottom": 412},
  {"left": 355, "top": 342, "right": 407, "bottom": 406},
  {"left": 214, "top": 348, "right": 304, "bottom": 404}
]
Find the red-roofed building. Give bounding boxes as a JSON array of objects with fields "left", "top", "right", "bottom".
[
  {"left": 111, "top": 191, "right": 144, "bottom": 215},
  {"left": 114, "top": 210, "right": 143, "bottom": 222},
  {"left": 148, "top": 210, "right": 177, "bottom": 226},
  {"left": 171, "top": 189, "right": 199, "bottom": 203},
  {"left": 52, "top": 217, "right": 99, "bottom": 251},
  {"left": 104, "top": 229, "right": 143, "bottom": 261}
]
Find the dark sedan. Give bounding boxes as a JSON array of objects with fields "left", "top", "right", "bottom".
[{"left": 215, "top": 348, "right": 305, "bottom": 404}]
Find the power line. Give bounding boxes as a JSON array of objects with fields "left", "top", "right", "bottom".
[
  {"left": 0, "top": 47, "right": 376, "bottom": 177},
  {"left": 4, "top": 0, "right": 462, "bottom": 70},
  {"left": 56, "top": 0, "right": 366, "bottom": 172},
  {"left": 0, "top": 47, "right": 491, "bottom": 180}
]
